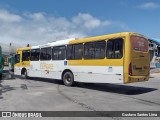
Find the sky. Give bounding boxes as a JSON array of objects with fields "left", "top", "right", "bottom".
[{"left": 0, "top": 0, "right": 160, "bottom": 46}]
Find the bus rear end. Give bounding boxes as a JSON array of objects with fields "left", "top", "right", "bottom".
[{"left": 125, "top": 35, "right": 150, "bottom": 83}]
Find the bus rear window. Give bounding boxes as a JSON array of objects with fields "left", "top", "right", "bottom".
[{"left": 130, "top": 36, "right": 148, "bottom": 52}]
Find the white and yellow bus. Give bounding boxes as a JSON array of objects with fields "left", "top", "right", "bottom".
[{"left": 14, "top": 32, "right": 150, "bottom": 86}]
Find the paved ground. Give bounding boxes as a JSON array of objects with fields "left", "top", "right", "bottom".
[
  {"left": 0, "top": 70, "right": 160, "bottom": 120},
  {"left": 150, "top": 68, "right": 160, "bottom": 73}
]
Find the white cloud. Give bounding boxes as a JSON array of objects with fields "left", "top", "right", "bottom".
[
  {"left": 0, "top": 9, "right": 127, "bottom": 51},
  {"left": 139, "top": 2, "right": 159, "bottom": 9},
  {"left": 72, "top": 13, "right": 111, "bottom": 30},
  {"left": 23, "top": 12, "right": 46, "bottom": 21},
  {"left": 0, "top": 9, "right": 21, "bottom": 23}
]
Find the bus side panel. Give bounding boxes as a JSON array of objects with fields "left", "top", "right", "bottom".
[
  {"left": 68, "top": 59, "right": 124, "bottom": 83},
  {"left": 69, "top": 66, "right": 124, "bottom": 83},
  {"left": 29, "top": 61, "right": 64, "bottom": 80},
  {"left": 28, "top": 61, "right": 41, "bottom": 78},
  {"left": 124, "top": 34, "right": 131, "bottom": 83}
]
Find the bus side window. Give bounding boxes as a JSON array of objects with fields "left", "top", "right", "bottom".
[
  {"left": 40, "top": 47, "right": 51, "bottom": 61},
  {"left": 74, "top": 44, "right": 83, "bottom": 60},
  {"left": 30, "top": 49, "right": 40, "bottom": 61},
  {"left": 66, "top": 45, "right": 73, "bottom": 60},
  {"left": 95, "top": 41, "right": 106, "bottom": 59},
  {"left": 84, "top": 41, "right": 105, "bottom": 59},
  {"left": 84, "top": 42, "right": 95, "bottom": 59},
  {"left": 114, "top": 39, "right": 123, "bottom": 59},
  {"left": 52, "top": 46, "right": 66, "bottom": 60},
  {"left": 22, "top": 50, "right": 30, "bottom": 61},
  {"left": 106, "top": 41, "right": 114, "bottom": 59},
  {"left": 52, "top": 48, "right": 59, "bottom": 60},
  {"left": 67, "top": 44, "right": 83, "bottom": 60},
  {"left": 106, "top": 38, "right": 123, "bottom": 59}
]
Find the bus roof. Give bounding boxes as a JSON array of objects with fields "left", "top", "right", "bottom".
[
  {"left": 16, "top": 32, "right": 147, "bottom": 51},
  {"left": 48, "top": 38, "right": 76, "bottom": 47},
  {"left": 69, "top": 32, "right": 146, "bottom": 44},
  {"left": 16, "top": 47, "right": 31, "bottom": 51},
  {"left": 31, "top": 38, "right": 77, "bottom": 49}
]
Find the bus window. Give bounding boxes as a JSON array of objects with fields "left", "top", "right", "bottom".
[
  {"left": 67, "top": 44, "right": 83, "bottom": 60},
  {"left": 40, "top": 47, "right": 51, "bottom": 60},
  {"left": 74, "top": 44, "right": 83, "bottom": 60},
  {"left": 52, "top": 46, "right": 66, "bottom": 60},
  {"left": 22, "top": 50, "right": 30, "bottom": 61},
  {"left": 95, "top": 41, "right": 106, "bottom": 59},
  {"left": 130, "top": 36, "right": 148, "bottom": 52},
  {"left": 106, "top": 40, "right": 114, "bottom": 58},
  {"left": 66, "top": 45, "right": 73, "bottom": 60},
  {"left": 106, "top": 38, "right": 123, "bottom": 59},
  {"left": 30, "top": 49, "right": 40, "bottom": 61},
  {"left": 84, "top": 41, "right": 106, "bottom": 59},
  {"left": 15, "top": 54, "right": 20, "bottom": 63},
  {"left": 84, "top": 42, "right": 95, "bottom": 59},
  {"left": 114, "top": 39, "right": 123, "bottom": 58}
]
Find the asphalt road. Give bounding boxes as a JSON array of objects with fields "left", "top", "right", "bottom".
[{"left": 0, "top": 71, "right": 160, "bottom": 120}]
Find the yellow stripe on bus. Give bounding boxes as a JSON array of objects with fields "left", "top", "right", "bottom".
[
  {"left": 68, "top": 59, "right": 123, "bottom": 66},
  {"left": 16, "top": 47, "right": 31, "bottom": 51}
]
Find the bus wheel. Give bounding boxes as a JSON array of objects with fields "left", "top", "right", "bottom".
[
  {"left": 63, "top": 72, "right": 74, "bottom": 86},
  {"left": 21, "top": 69, "right": 27, "bottom": 79}
]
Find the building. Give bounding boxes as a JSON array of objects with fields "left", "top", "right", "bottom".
[{"left": 149, "top": 38, "right": 160, "bottom": 68}]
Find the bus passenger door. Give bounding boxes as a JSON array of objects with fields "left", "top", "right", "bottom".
[
  {"left": 106, "top": 38, "right": 124, "bottom": 83},
  {"left": 14, "top": 51, "right": 22, "bottom": 75},
  {"left": 21, "top": 50, "right": 31, "bottom": 75}
]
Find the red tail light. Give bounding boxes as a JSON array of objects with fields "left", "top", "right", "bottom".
[{"left": 129, "top": 63, "right": 132, "bottom": 76}]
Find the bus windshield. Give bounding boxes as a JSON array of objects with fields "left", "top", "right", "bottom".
[
  {"left": 130, "top": 36, "right": 148, "bottom": 52},
  {"left": 15, "top": 54, "right": 20, "bottom": 63}
]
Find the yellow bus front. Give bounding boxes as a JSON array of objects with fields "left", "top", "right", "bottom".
[{"left": 14, "top": 47, "right": 31, "bottom": 76}]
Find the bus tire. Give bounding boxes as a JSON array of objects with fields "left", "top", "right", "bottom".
[
  {"left": 21, "top": 69, "right": 28, "bottom": 79},
  {"left": 63, "top": 72, "right": 74, "bottom": 86}
]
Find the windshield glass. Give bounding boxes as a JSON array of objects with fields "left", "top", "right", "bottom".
[{"left": 15, "top": 54, "right": 20, "bottom": 63}]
